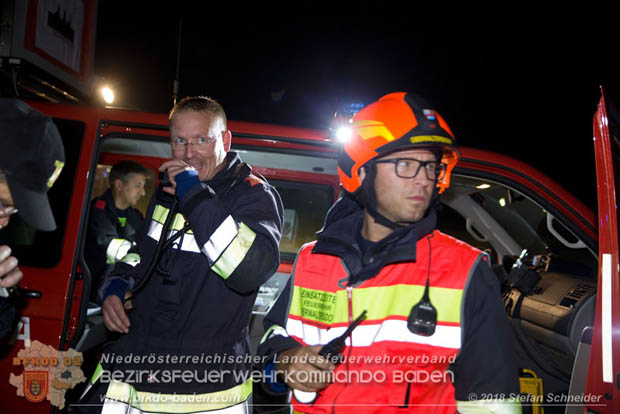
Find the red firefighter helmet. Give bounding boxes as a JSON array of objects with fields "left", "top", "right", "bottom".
[{"left": 337, "top": 92, "right": 460, "bottom": 194}]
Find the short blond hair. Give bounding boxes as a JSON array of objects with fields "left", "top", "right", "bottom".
[{"left": 169, "top": 96, "right": 227, "bottom": 129}]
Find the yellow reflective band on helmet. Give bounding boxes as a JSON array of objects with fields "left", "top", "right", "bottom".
[
  {"left": 289, "top": 284, "right": 463, "bottom": 325},
  {"left": 47, "top": 160, "right": 64, "bottom": 188},
  {"left": 409, "top": 135, "right": 453, "bottom": 145},
  {"left": 353, "top": 120, "right": 396, "bottom": 142},
  {"left": 104, "top": 379, "right": 252, "bottom": 413},
  {"left": 120, "top": 253, "right": 141, "bottom": 267},
  {"left": 151, "top": 205, "right": 193, "bottom": 233},
  {"left": 211, "top": 222, "right": 256, "bottom": 279}
]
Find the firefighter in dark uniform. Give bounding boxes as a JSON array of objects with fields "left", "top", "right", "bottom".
[
  {"left": 81, "top": 96, "right": 283, "bottom": 414},
  {"left": 84, "top": 161, "right": 148, "bottom": 302},
  {"left": 0, "top": 99, "right": 65, "bottom": 342}
]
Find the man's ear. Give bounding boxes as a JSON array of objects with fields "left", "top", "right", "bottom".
[
  {"left": 222, "top": 130, "right": 232, "bottom": 152},
  {"left": 112, "top": 178, "right": 122, "bottom": 191},
  {"left": 359, "top": 166, "right": 366, "bottom": 184}
]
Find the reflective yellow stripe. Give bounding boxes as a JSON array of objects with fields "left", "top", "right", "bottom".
[
  {"left": 289, "top": 284, "right": 463, "bottom": 325},
  {"left": 152, "top": 205, "right": 169, "bottom": 224},
  {"left": 151, "top": 205, "right": 193, "bottom": 233},
  {"left": 260, "top": 324, "right": 288, "bottom": 344},
  {"left": 104, "top": 379, "right": 252, "bottom": 413},
  {"left": 120, "top": 253, "right": 141, "bottom": 267},
  {"left": 211, "top": 222, "right": 256, "bottom": 279},
  {"left": 202, "top": 216, "right": 238, "bottom": 262},
  {"left": 47, "top": 160, "right": 64, "bottom": 188},
  {"left": 409, "top": 135, "right": 453, "bottom": 145},
  {"left": 286, "top": 318, "right": 461, "bottom": 348},
  {"left": 171, "top": 213, "right": 189, "bottom": 232},
  {"left": 456, "top": 398, "right": 522, "bottom": 414},
  {"left": 90, "top": 362, "right": 104, "bottom": 384}
]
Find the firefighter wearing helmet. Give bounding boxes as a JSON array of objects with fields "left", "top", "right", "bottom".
[{"left": 258, "top": 92, "right": 521, "bottom": 413}]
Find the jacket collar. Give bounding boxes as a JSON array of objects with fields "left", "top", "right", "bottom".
[
  {"left": 102, "top": 188, "right": 118, "bottom": 212},
  {"left": 313, "top": 193, "right": 437, "bottom": 285},
  {"left": 204, "top": 152, "right": 241, "bottom": 193}
]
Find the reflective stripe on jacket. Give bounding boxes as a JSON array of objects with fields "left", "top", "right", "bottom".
[
  {"left": 100, "top": 153, "right": 283, "bottom": 398},
  {"left": 286, "top": 230, "right": 482, "bottom": 413},
  {"left": 84, "top": 189, "right": 144, "bottom": 299},
  {"left": 101, "top": 379, "right": 251, "bottom": 413}
]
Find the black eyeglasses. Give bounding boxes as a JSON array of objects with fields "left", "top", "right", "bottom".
[{"left": 373, "top": 158, "right": 447, "bottom": 181}]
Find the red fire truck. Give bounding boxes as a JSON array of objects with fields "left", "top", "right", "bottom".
[{"left": 0, "top": 93, "right": 618, "bottom": 413}]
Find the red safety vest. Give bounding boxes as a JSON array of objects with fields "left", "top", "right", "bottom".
[{"left": 286, "top": 230, "right": 483, "bottom": 413}]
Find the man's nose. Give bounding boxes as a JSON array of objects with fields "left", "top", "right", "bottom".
[{"left": 184, "top": 143, "right": 195, "bottom": 159}]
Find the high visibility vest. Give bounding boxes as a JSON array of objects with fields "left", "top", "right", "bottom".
[{"left": 286, "top": 230, "right": 483, "bottom": 414}]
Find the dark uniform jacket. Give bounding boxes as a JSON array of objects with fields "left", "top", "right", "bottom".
[
  {"left": 0, "top": 298, "right": 16, "bottom": 342},
  {"left": 258, "top": 194, "right": 520, "bottom": 404},
  {"left": 100, "top": 152, "right": 283, "bottom": 394},
  {"left": 85, "top": 189, "right": 144, "bottom": 302}
]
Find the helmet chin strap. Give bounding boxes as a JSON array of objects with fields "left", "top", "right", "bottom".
[{"left": 356, "top": 163, "right": 441, "bottom": 230}]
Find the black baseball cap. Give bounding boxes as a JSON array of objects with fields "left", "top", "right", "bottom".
[{"left": 0, "top": 99, "right": 65, "bottom": 231}]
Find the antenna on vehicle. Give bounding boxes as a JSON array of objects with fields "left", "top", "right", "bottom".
[{"left": 173, "top": 19, "right": 183, "bottom": 105}]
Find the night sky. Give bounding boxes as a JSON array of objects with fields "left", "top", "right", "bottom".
[{"left": 94, "top": 4, "right": 618, "bottom": 209}]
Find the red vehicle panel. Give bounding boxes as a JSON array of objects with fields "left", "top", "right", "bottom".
[{"left": 586, "top": 89, "right": 620, "bottom": 413}]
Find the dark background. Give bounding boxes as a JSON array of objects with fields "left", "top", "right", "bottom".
[{"left": 94, "top": 3, "right": 618, "bottom": 209}]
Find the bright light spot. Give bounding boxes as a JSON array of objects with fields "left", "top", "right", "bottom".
[
  {"left": 476, "top": 184, "right": 491, "bottom": 190},
  {"left": 336, "top": 126, "right": 352, "bottom": 143},
  {"left": 499, "top": 197, "right": 506, "bottom": 207},
  {"left": 101, "top": 86, "right": 115, "bottom": 104}
]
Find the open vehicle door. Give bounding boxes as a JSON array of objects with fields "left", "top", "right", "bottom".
[{"left": 586, "top": 88, "right": 620, "bottom": 413}]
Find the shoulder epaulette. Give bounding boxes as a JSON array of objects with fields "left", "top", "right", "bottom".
[{"left": 94, "top": 199, "right": 106, "bottom": 210}]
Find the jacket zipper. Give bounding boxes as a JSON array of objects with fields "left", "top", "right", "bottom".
[
  {"left": 347, "top": 285, "right": 354, "bottom": 323},
  {"left": 331, "top": 285, "right": 354, "bottom": 414},
  {"left": 399, "top": 380, "right": 412, "bottom": 408}
]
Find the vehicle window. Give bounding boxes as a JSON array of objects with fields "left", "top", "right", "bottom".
[
  {"left": 100, "top": 137, "right": 171, "bottom": 158},
  {"left": 233, "top": 147, "right": 339, "bottom": 260},
  {"left": 442, "top": 175, "right": 597, "bottom": 277},
  {"left": 91, "top": 163, "right": 157, "bottom": 216},
  {"left": 436, "top": 203, "right": 494, "bottom": 254},
  {"left": 270, "top": 180, "right": 334, "bottom": 258},
  {"left": 0, "top": 118, "right": 84, "bottom": 268},
  {"left": 469, "top": 183, "right": 548, "bottom": 253}
]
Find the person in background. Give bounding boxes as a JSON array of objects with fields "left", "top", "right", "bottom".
[
  {"left": 0, "top": 98, "right": 65, "bottom": 341},
  {"left": 84, "top": 160, "right": 148, "bottom": 302}
]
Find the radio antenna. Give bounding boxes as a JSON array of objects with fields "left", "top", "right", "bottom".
[{"left": 173, "top": 19, "right": 183, "bottom": 105}]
